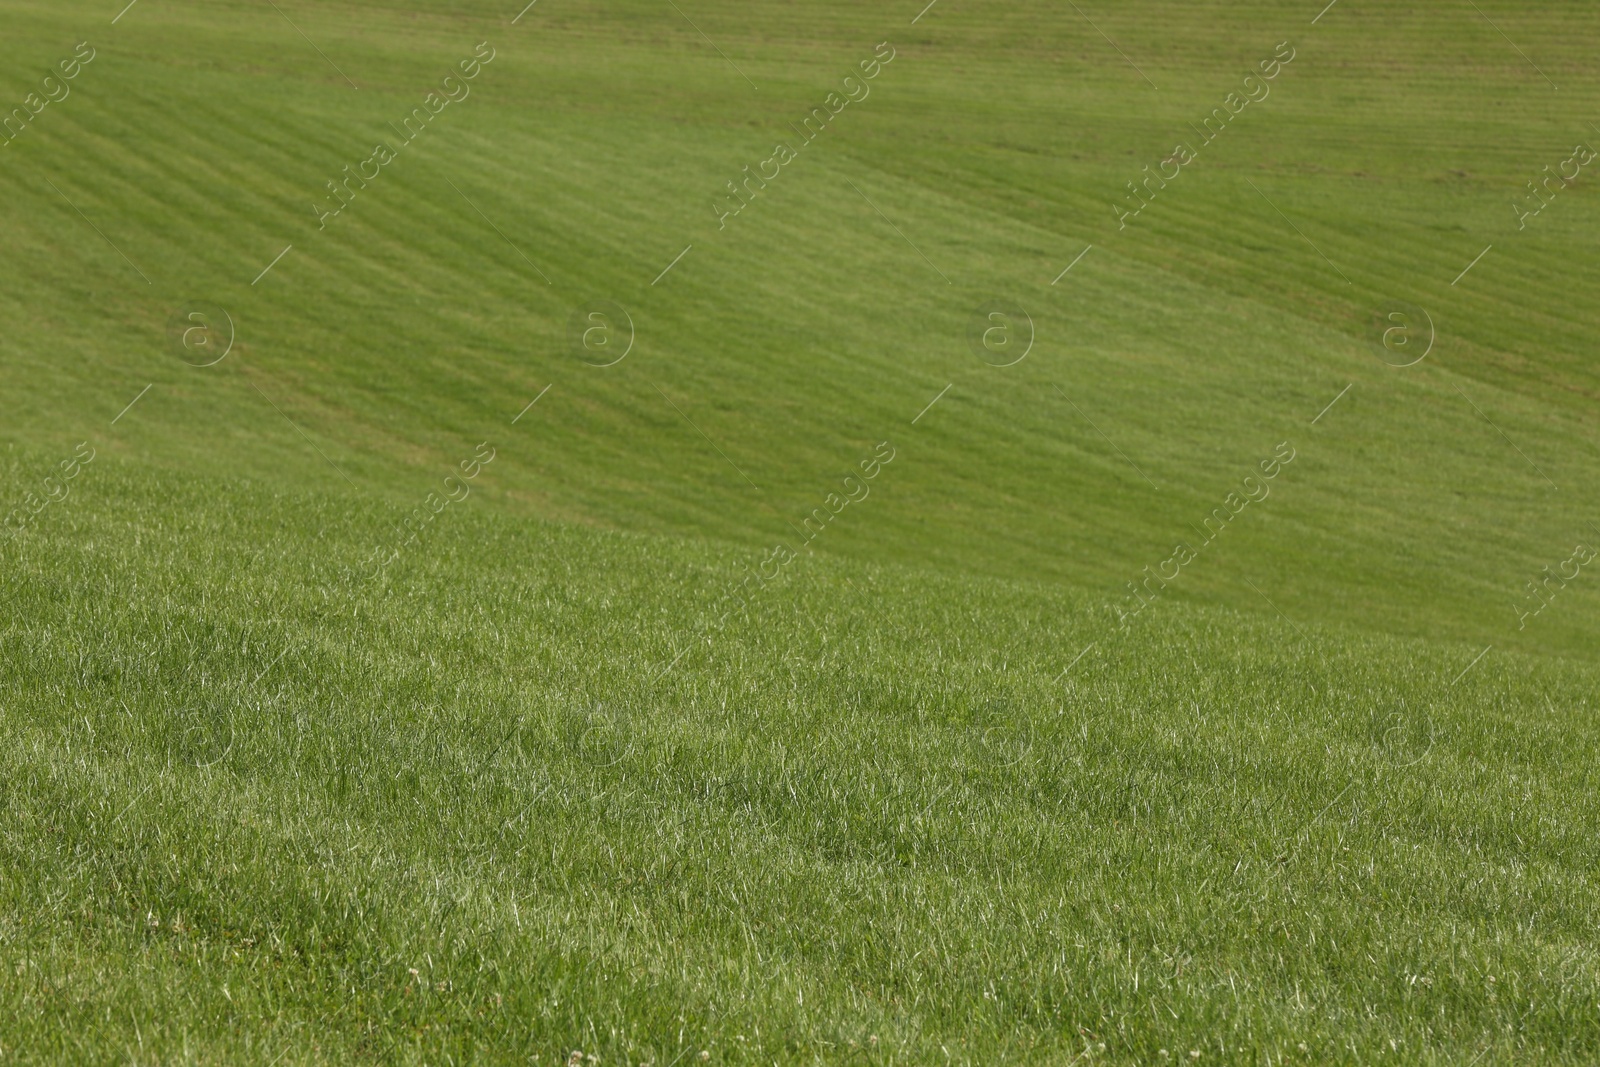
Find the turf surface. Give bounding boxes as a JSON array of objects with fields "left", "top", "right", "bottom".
[{"left": 2, "top": 0, "right": 1599, "bottom": 1062}]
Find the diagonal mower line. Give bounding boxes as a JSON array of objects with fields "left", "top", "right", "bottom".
[
  {"left": 1064, "top": 0, "right": 1158, "bottom": 90},
  {"left": 1054, "top": 384, "right": 1159, "bottom": 491},
  {"left": 247, "top": 380, "right": 360, "bottom": 490},
  {"left": 665, "top": 0, "right": 758, "bottom": 91},
  {"left": 653, "top": 384, "right": 761, "bottom": 492},
  {"left": 1448, "top": 381, "right": 1558, "bottom": 491},
  {"left": 1245, "top": 178, "right": 1352, "bottom": 285},
  {"left": 444, "top": 176, "right": 552, "bottom": 284},
  {"left": 45, "top": 178, "right": 152, "bottom": 285},
  {"left": 1464, "top": 0, "right": 1558, "bottom": 90},
  {"left": 264, "top": 0, "right": 360, "bottom": 89},
  {"left": 843, "top": 176, "right": 952, "bottom": 284}
]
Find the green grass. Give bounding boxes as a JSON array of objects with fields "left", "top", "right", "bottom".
[
  {"left": 2, "top": 0, "right": 1600, "bottom": 1061},
  {"left": 5, "top": 459, "right": 1600, "bottom": 1064}
]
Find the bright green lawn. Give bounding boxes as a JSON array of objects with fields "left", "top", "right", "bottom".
[
  {"left": 5, "top": 459, "right": 1600, "bottom": 1065},
  {"left": 2, "top": 0, "right": 1599, "bottom": 1061}
]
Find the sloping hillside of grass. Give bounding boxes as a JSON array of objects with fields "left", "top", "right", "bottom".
[
  {"left": 3, "top": 0, "right": 1600, "bottom": 1062},
  {"left": 1, "top": 0, "right": 1596, "bottom": 658}
]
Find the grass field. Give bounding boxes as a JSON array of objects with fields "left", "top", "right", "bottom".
[{"left": 2, "top": 0, "right": 1599, "bottom": 1062}]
